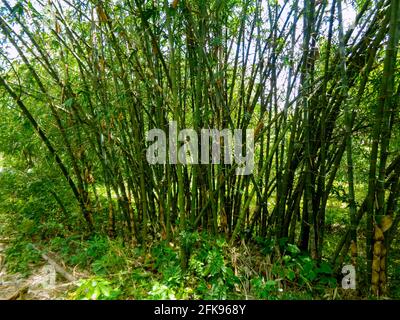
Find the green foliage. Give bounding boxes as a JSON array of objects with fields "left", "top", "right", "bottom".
[
  {"left": 187, "top": 233, "right": 239, "bottom": 299},
  {"left": 49, "top": 235, "right": 128, "bottom": 276},
  {"left": 4, "top": 239, "right": 41, "bottom": 275},
  {"left": 148, "top": 282, "right": 177, "bottom": 299},
  {"left": 249, "top": 242, "right": 337, "bottom": 299},
  {"left": 0, "top": 158, "right": 81, "bottom": 242},
  {"left": 100, "top": 233, "right": 240, "bottom": 300},
  {"left": 251, "top": 277, "right": 285, "bottom": 299},
  {"left": 70, "top": 277, "right": 121, "bottom": 300},
  {"left": 281, "top": 244, "right": 336, "bottom": 290}
]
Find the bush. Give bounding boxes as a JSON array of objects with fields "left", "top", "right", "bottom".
[{"left": 70, "top": 277, "right": 121, "bottom": 300}]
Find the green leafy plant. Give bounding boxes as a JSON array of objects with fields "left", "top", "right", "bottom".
[
  {"left": 251, "top": 277, "right": 281, "bottom": 299},
  {"left": 148, "top": 282, "right": 177, "bottom": 300},
  {"left": 188, "top": 233, "right": 239, "bottom": 299},
  {"left": 70, "top": 277, "right": 121, "bottom": 300},
  {"left": 4, "top": 239, "right": 41, "bottom": 275}
]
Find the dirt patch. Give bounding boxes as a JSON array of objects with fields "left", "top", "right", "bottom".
[{"left": 0, "top": 241, "right": 76, "bottom": 300}]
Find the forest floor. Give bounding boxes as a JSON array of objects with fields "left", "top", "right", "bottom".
[{"left": 0, "top": 240, "right": 77, "bottom": 300}]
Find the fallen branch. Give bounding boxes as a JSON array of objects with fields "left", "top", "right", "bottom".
[
  {"left": 31, "top": 245, "right": 76, "bottom": 283},
  {"left": 5, "top": 284, "right": 29, "bottom": 300}
]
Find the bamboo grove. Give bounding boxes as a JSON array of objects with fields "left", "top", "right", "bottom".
[{"left": 0, "top": 0, "right": 399, "bottom": 296}]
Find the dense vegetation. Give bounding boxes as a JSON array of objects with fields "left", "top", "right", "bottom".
[{"left": 0, "top": 0, "right": 399, "bottom": 299}]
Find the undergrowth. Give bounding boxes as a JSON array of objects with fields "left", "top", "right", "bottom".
[{"left": 0, "top": 164, "right": 392, "bottom": 300}]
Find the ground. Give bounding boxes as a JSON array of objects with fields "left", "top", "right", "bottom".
[{"left": 0, "top": 240, "right": 76, "bottom": 300}]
